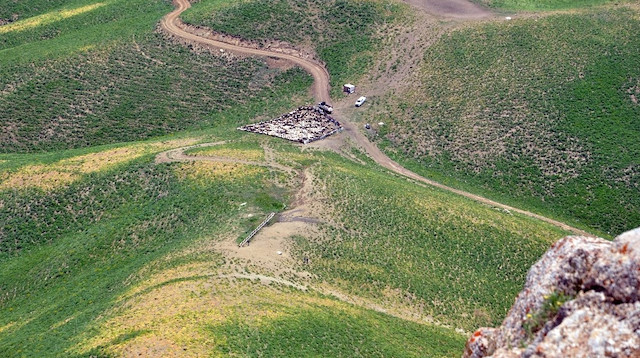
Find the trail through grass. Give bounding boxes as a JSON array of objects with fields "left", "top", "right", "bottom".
[{"left": 0, "top": 0, "right": 313, "bottom": 153}]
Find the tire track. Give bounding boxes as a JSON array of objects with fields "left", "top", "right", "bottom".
[{"left": 155, "top": 141, "right": 294, "bottom": 174}]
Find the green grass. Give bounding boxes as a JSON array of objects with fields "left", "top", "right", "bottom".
[
  {"left": 0, "top": 0, "right": 100, "bottom": 20},
  {"left": 522, "top": 291, "right": 572, "bottom": 341},
  {"left": 374, "top": 5, "right": 640, "bottom": 235},
  {"left": 209, "top": 289, "right": 465, "bottom": 357},
  {"left": 184, "top": 140, "right": 266, "bottom": 161},
  {"left": 0, "top": 125, "right": 576, "bottom": 355},
  {"left": 182, "top": 0, "right": 405, "bottom": 94},
  {"left": 0, "top": 136, "right": 470, "bottom": 356},
  {"left": 473, "top": 0, "right": 622, "bottom": 10},
  {"left": 0, "top": 0, "right": 313, "bottom": 153},
  {"left": 1, "top": 34, "right": 311, "bottom": 152},
  {"left": 1, "top": 0, "right": 615, "bottom": 355},
  {"left": 289, "top": 151, "right": 567, "bottom": 332},
  {"left": 0, "top": 152, "right": 274, "bottom": 354},
  {"left": 2, "top": 0, "right": 471, "bottom": 355},
  {"left": 0, "top": 129, "right": 572, "bottom": 355},
  {"left": 0, "top": 0, "right": 170, "bottom": 61}
]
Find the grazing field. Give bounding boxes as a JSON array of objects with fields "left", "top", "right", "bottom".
[
  {"left": 0, "top": 135, "right": 299, "bottom": 355},
  {"left": 3, "top": 0, "right": 630, "bottom": 355},
  {"left": 0, "top": 133, "right": 569, "bottom": 355},
  {"left": 184, "top": 141, "right": 266, "bottom": 161},
  {"left": 0, "top": 0, "right": 169, "bottom": 60},
  {"left": 1, "top": 0, "right": 103, "bottom": 21},
  {"left": 0, "top": 145, "right": 255, "bottom": 354},
  {"left": 292, "top": 151, "right": 567, "bottom": 332},
  {"left": 1, "top": 38, "right": 310, "bottom": 153},
  {"left": 182, "top": 0, "right": 405, "bottom": 93},
  {"left": 374, "top": 5, "right": 640, "bottom": 236}
]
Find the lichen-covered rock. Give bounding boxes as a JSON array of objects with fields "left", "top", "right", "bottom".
[
  {"left": 462, "top": 227, "right": 640, "bottom": 358},
  {"left": 530, "top": 291, "right": 640, "bottom": 358},
  {"left": 584, "top": 229, "right": 640, "bottom": 304},
  {"left": 463, "top": 328, "right": 497, "bottom": 358}
]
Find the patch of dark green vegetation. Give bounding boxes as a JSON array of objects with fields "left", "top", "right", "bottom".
[
  {"left": 377, "top": 6, "right": 640, "bottom": 235},
  {"left": 210, "top": 298, "right": 465, "bottom": 357},
  {"left": 523, "top": 291, "right": 572, "bottom": 341},
  {"left": 183, "top": 0, "right": 404, "bottom": 92}
]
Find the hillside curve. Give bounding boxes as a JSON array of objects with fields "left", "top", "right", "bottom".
[{"left": 159, "top": 0, "right": 594, "bottom": 237}]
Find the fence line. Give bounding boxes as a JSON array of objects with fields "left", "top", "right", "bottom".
[{"left": 239, "top": 212, "right": 276, "bottom": 247}]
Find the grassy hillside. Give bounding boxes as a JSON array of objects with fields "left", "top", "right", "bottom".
[
  {"left": 182, "top": 0, "right": 405, "bottom": 93},
  {"left": 0, "top": 130, "right": 569, "bottom": 355},
  {"left": 0, "top": 139, "right": 274, "bottom": 354},
  {"left": 292, "top": 151, "right": 566, "bottom": 331},
  {"left": 0, "top": 0, "right": 312, "bottom": 153},
  {"left": 0, "top": 134, "right": 461, "bottom": 356},
  {"left": 0, "top": 0, "right": 169, "bottom": 60},
  {"left": 83, "top": 277, "right": 464, "bottom": 357},
  {"left": 473, "top": 0, "right": 620, "bottom": 10},
  {"left": 373, "top": 4, "right": 640, "bottom": 236},
  {"left": 0, "top": 0, "right": 95, "bottom": 20}
]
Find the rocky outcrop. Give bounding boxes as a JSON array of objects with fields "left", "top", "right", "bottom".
[{"left": 464, "top": 228, "right": 640, "bottom": 358}]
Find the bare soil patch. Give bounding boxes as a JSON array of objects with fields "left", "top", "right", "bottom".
[
  {"left": 156, "top": 143, "right": 323, "bottom": 277},
  {"left": 216, "top": 167, "right": 323, "bottom": 276},
  {"left": 403, "top": 0, "right": 492, "bottom": 19}
]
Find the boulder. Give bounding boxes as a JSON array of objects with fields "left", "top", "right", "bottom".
[{"left": 463, "top": 227, "right": 640, "bottom": 358}]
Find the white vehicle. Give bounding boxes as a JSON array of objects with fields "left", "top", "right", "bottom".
[
  {"left": 343, "top": 83, "right": 356, "bottom": 94},
  {"left": 355, "top": 96, "right": 367, "bottom": 107},
  {"left": 317, "top": 101, "right": 333, "bottom": 113}
]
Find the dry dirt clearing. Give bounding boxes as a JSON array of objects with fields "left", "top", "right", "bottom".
[
  {"left": 154, "top": 143, "right": 465, "bottom": 331},
  {"left": 155, "top": 143, "right": 322, "bottom": 274}
]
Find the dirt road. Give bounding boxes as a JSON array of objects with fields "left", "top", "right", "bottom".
[
  {"left": 403, "top": 0, "right": 492, "bottom": 19},
  {"left": 161, "top": 0, "right": 330, "bottom": 102},
  {"left": 160, "top": 0, "right": 594, "bottom": 237}
]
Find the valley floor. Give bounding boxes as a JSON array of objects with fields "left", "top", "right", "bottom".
[{"left": 1, "top": 0, "right": 635, "bottom": 356}]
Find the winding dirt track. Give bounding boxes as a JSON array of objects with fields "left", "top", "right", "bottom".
[
  {"left": 161, "top": 0, "right": 330, "bottom": 102},
  {"left": 160, "top": 0, "right": 594, "bottom": 237}
]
